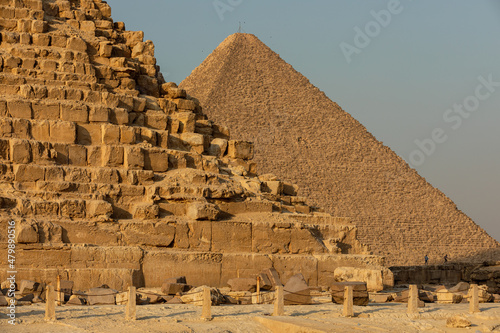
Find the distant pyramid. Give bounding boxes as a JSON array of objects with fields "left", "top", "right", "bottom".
[{"left": 181, "top": 33, "right": 499, "bottom": 266}]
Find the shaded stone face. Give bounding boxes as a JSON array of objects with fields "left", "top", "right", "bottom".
[
  {"left": 180, "top": 33, "right": 500, "bottom": 266},
  {"left": 0, "top": 0, "right": 382, "bottom": 291}
]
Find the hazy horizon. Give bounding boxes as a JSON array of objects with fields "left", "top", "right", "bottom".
[{"left": 107, "top": 0, "right": 500, "bottom": 242}]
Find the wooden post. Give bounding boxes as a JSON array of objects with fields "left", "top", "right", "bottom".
[
  {"left": 125, "top": 286, "right": 136, "bottom": 321},
  {"left": 56, "top": 275, "right": 62, "bottom": 306},
  {"left": 342, "top": 286, "right": 354, "bottom": 317},
  {"left": 256, "top": 276, "right": 261, "bottom": 304},
  {"left": 45, "top": 285, "right": 56, "bottom": 321},
  {"left": 469, "top": 284, "right": 479, "bottom": 314},
  {"left": 408, "top": 284, "right": 418, "bottom": 314},
  {"left": 201, "top": 286, "right": 212, "bottom": 321},
  {"left": 273, "top": 286, "right": 284, "bottom": 316}
]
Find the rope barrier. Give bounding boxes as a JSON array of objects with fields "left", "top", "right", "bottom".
[{"left": 52, "top": 288, "right": 324, "bottom": 305}]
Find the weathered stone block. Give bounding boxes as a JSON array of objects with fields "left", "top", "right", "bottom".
[
  {"left": 92, "top": 168, "right": 120, "bottom": 184},
  {"left": 101, "top": 123, "right": 120, "bottom": 144},
  {"left": 87, "top": 287, "right": 116, "bottom": 305},
  {"left": 67, "top": 36, "right": 87, "bottom": 52},
  {"left": 76, "top": 123, "right": 102, "bottom": 145},
  {"left": 186, "top": 202, "right": 219, "bottom": 221},
  {"left": 14, "top": 164, "right": 44, "bottom": 182},
  {"left": 227, "top": 140, "right": 254, "bottom": 160},
  {"left": 120, "top": 126, "right": 137, "bottom": 144},
  {"left": 32, "top": 101, "right": 59, "bottom": 120},
  {"left": 50, "top": 121, "right": 76, "bottom": 144},
  {"left": 86, "top": 146, "right": 102, "bottom": 166},
  {"left": 68, "top": 145, "right": 87, "bottom": 166},
  {"left": 124, "top": 146, "right": 144, "bottom": 170},
  {"left": 86, "top": 200, "right": 113, "bottom": 219},
  {"left": 161, "top": 283, "right": 189, "bottom": 295},
  {"left": 99, "top": 41, "right": 113, "bottom": 57},
  {"left": 181, "top": 132, "right": 204, "bottom": 154},
  {"left": 175, "top": 98, "right": 196, "bottom": 111},
  {"left": 175, "top": 112, "right": 196, "bottom": 133},
  {"left": 144, "top": 149, "right": 168, "bottom": 172},
  {"left": 101, "top": 145, "right": 124, "bottom": 167},
  {"left": 7, "top": 100, "right": 32, "bottom": 119},
  {"left": 60, "top": 103, "right": 88, "bottom": 123},
  {"left": 140, "top": 127, "right": 157, "bottom": 145},
  {"left": 331, "top": 282, "right": 369, "bottom": 306},
  {"left": 227, "top": 278, "right": 256, "bottom": 292},
  {"left": 15, "top": 220, "right": 38, "bottom": 244},
  {"left": 208, "top": 138, "right": 228, "bottom": 157},
  {"left": 284, "top": 273, "right": 311, "bottom": 305},
  {"left": 145, "top": 111, "right": 168, "bottom": 130},
  {"left": 10, "top": 139, "right": 31, "bottom": 163},
  {"left": 60, "top": 199, "right": 86, "bottom": 219},
  {"left": 89, "top": 106, "right": 109, "bottom": 122},
  {"left": 133, "top": 203, "right": 159, "bottom": 220}
]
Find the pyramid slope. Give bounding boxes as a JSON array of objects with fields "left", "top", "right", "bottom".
[{"left": 180, "top": 33, "right": 499, "bottom": 266}]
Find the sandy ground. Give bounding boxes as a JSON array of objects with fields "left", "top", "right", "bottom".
[{"left": 1, "top": 302, "right": 499, "bottom": 332}]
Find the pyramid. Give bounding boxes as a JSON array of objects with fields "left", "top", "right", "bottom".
[
  {"left": 180, "top": 33, "right": 500, "bottom": 266},
  {"left": 0, "top": 1, "right": 387, "bottom": 290}
]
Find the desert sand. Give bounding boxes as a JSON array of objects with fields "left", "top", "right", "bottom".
[{"left": 2, "top": 302, "right": 500, "bottom": 332}]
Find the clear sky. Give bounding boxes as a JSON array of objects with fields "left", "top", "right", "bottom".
[{"left": 107, "top": 0, "right": 500, "bottom": 242}]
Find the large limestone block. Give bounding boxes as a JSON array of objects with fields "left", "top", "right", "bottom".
[
  {"left": 142, "top": 252, "right": 222, "bottom": 287},
  {"left": 161, "top": 283, "right": 190, "bottom": 295},
  {"left": 121, "top": 221, "right": 174, "bottom": 247},
  {"left": 446, "top": 316, "right": 471, "bottom": 328},
  {"left": 212, "top": 221, "right": 252, "bottom": 253},
  {"left": 270, "top": 255, "right": 318, "bottom": 286},
  {"left": 67, "top": 36, "right": 87, "bottom": 52},
  {"left": 251, "top": 222, "right": 291, "bottom": 254},
  {"left": 284, "top": 273, "right": 311, "bottom": 305},
  {"left": 333, "top": 267, "right": 393, "bottom": 292},
  {"left": 227, "top": 140, "right": 254, "bottom": 160},
  {"left": 10, "top": 139, "right": 31, "bottom": 163},
  {"left": 207, "top": 138, "right": 228, "bottom": 157},
  {"left": 124, "top": 146, "right": 144, "bottom": 170},
  {"left": 180, "top": 286, "right": 224, "bottom": 306},
  {"left": 331, "top": 282, "right": 369, "bottom": 306},
  {"left": 14, "top": 164, "right": 44, "bottom": 182},
  {"left": 15, "top": 221, "right": 39, "bottom": 244},
  {"left": 436, "top": 289, "right": 463, "bottom": 304},
  {"left": 180, "top": 132, "right": 205, "bottom": 154},
  {"left": 86, "top": 200, "right": 113, "bottom": 220},
  {"left": 7, "top": 100, "right": 32, "bottom": 119},
  {"left": 186, "top": 202, "right": 219, "bottom": 221},
  {"left": 144, "top": 149, "right": 168, "bottom": 172},
  {"left": 87, "top": 287, "right": 116, "bottom": 305},
  {"left": 101, "top": 145, "right": 124, "bottom": 167},
  {"left": 50, "top": 121, "right": 76, "bottom": 144},
  {"left": 227, "top": 278, "right": 256, "bottom": 292},
  {"left": 60, "top": 199, "right": 86, "bottom": 219},
  {"left": 133, "top": 203, "right": 159, "bottom": 220}
]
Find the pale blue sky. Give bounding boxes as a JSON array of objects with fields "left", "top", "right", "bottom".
[{"left": 107, "top": 0, "right": 500, "bottom": 241}]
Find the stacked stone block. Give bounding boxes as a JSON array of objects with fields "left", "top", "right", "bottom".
[{"left": 0, "top": 0, "right": 384, "bottom": 290}]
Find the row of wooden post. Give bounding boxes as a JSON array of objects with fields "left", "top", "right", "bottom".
[{"left": 44, "top": 283, "right": 482, "bottom": 322}]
